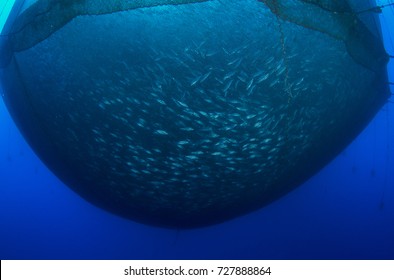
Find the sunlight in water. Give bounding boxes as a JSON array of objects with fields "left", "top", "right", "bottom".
[{"left": 0, "top": 0, "right": 15, "bottom": 33}]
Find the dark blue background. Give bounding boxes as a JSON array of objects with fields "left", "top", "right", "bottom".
[{"left": 1, "top": 4, "right": 394, "bottom": 260}]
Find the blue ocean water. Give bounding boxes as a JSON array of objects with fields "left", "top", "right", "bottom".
[{"left": 1, "top": 1, "right": 394, "bottom": 259}]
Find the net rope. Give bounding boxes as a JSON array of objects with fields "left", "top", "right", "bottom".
[{"left": 260, "top": 0, "right": 388, "bottom": 72}]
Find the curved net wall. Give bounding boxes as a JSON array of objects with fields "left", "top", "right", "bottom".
[{"left": 0, "top": 0, "right": 390, "bottom": 227}]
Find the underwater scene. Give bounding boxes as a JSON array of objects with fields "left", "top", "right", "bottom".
[{"left": 1, "top": 0, "right": 394, "bottom": 259}]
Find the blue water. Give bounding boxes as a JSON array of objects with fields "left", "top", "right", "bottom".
[{"left": 1, "top": 2, "right": 394, "bottom": 260}]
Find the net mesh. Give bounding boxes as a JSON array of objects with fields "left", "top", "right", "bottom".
[
  {"left": 260, "top": 0, "right": 388, "bottom": 71},
  {"left": 3, "top": 0, "right": 209, "bottom": 52},
  {"left": 1, "top": 0, "right": 388, "bottom": 71},
  {"left": 0, "top": 0, "right": 390, "bottom": 227}
]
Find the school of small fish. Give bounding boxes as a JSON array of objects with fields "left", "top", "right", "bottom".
[{"left": 12, "top": 0, "right": 381, "bottom": 225}]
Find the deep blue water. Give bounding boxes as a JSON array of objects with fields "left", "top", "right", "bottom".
[{"left": 1, "top": 2, "right": 394, "bottom": 260}]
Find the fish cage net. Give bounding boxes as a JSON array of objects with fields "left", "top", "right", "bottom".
[{"left": 0, "top": 0, "right": 391, "bottom": 227}]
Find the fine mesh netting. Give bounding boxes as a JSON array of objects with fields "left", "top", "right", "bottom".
[
  {"left": 260, "top": 0, "right": 388, "bottom": 71},
  {"left": 0, "top": 0, "right": 390, "bottom": 227},
  {"left": 3, "top": 0, "right": 209, "bottom": 53},
  {"left": 1, "top": 0, "right": 389, "bottom": 71}
]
